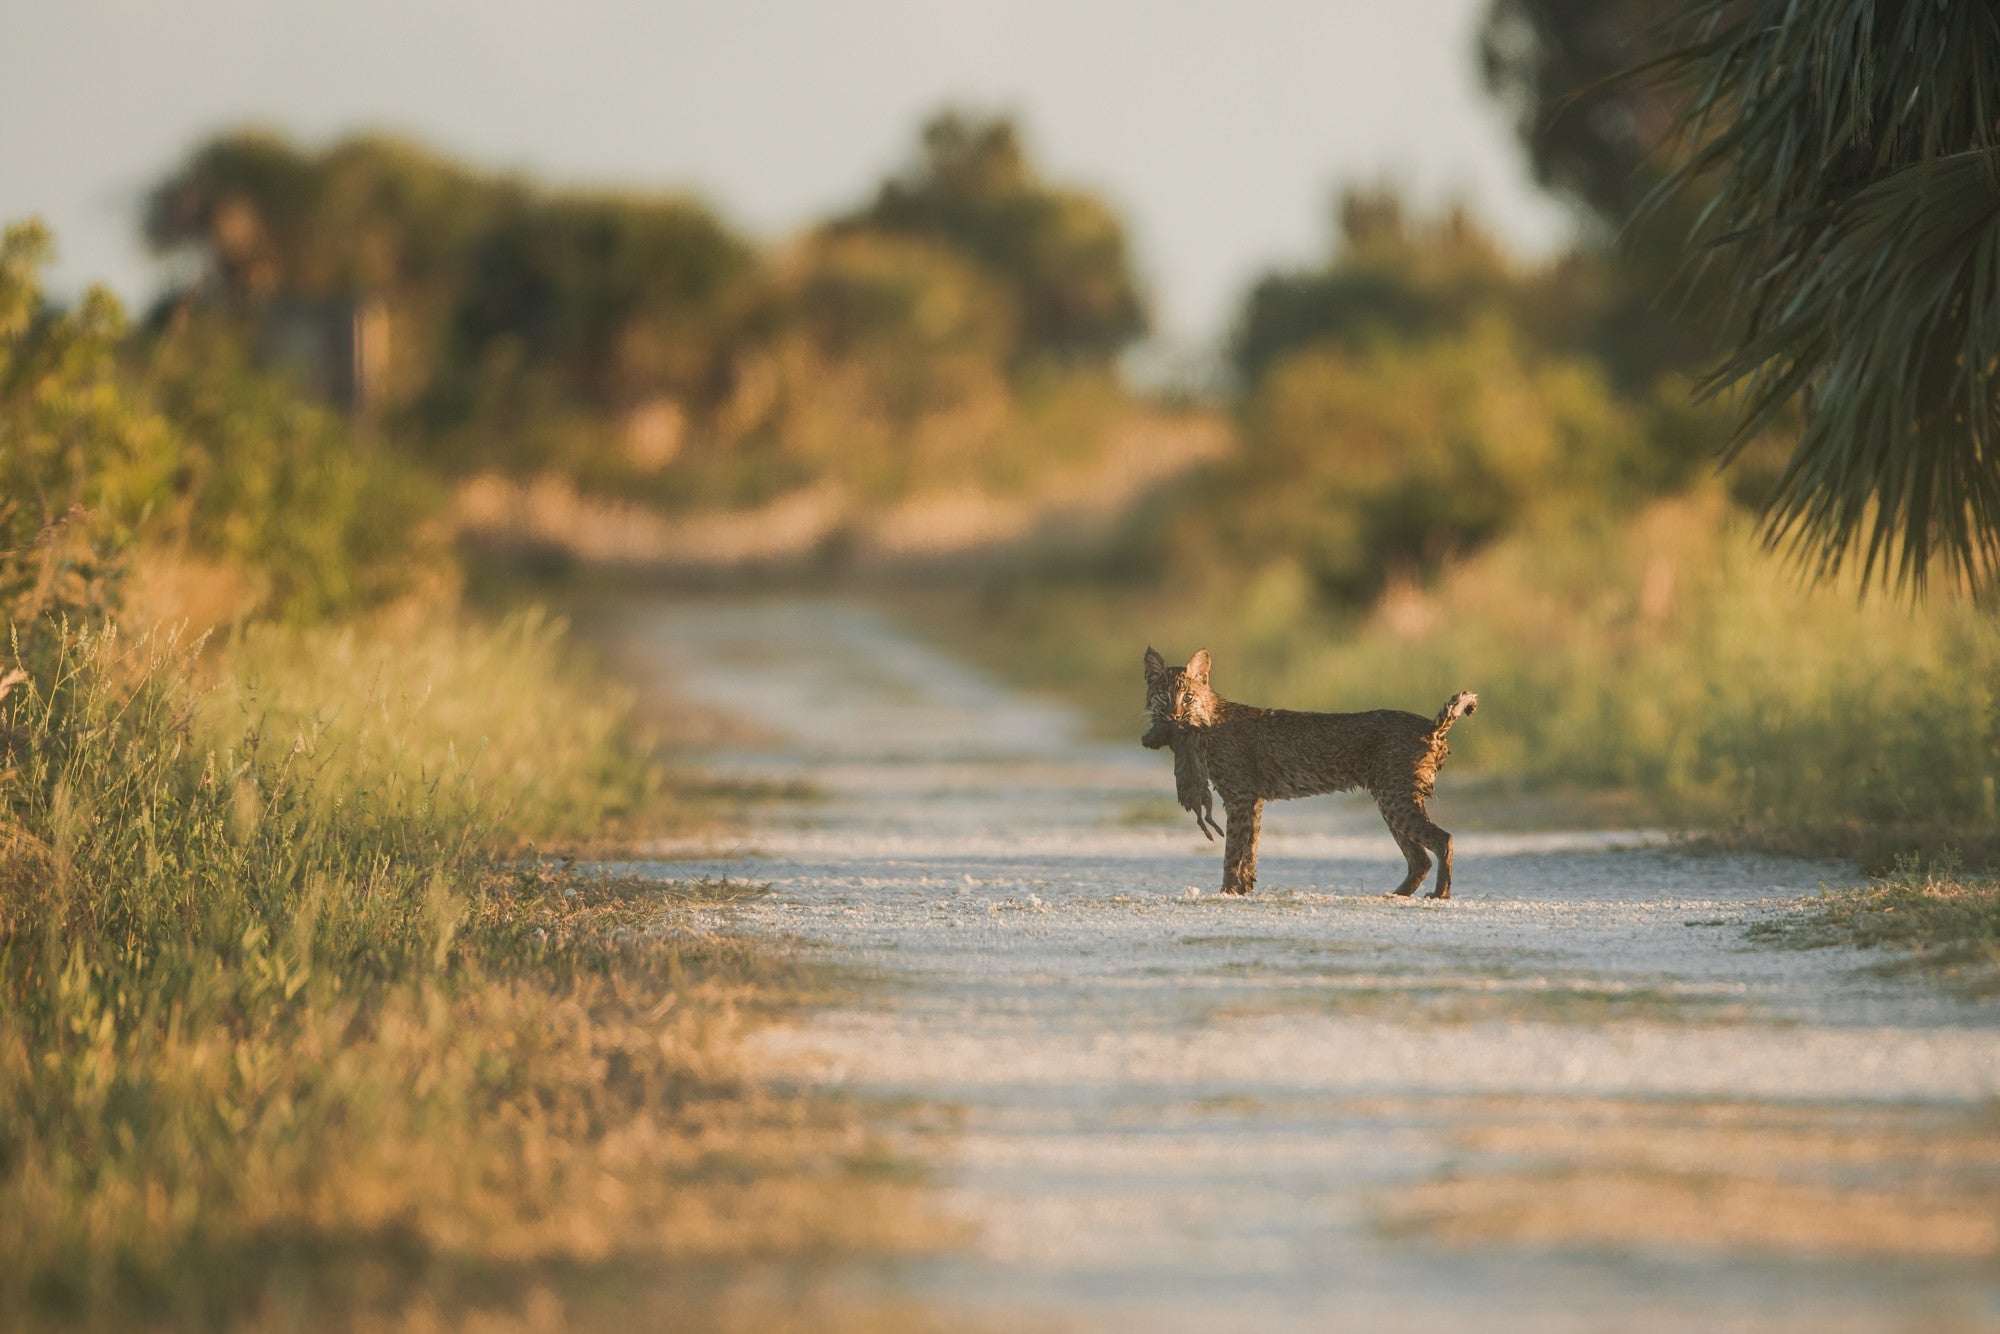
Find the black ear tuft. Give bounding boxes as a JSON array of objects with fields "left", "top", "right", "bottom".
[{"left": 1143, "top": 646, "right": 1167, "bottom": 683}]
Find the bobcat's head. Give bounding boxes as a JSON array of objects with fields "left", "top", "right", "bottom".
[{"left": 1141, "top": 646, "right": 1217, "bottom": 747}]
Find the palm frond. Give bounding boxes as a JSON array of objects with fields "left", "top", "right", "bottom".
[{"left": 1660, "top": 0, "right": 2000, "bottom": 592}]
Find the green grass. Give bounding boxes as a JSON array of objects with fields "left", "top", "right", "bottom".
[
  {"left": 903, "top": 486, "right": 2000, "bottom": 860},
  {"left": 1752, "top": 852, "right": 2000, "bottom": 996},
  {"left": 0, "top": 614, "right": 932, "bottom": 1330},
  {"left": 199, "top": 607, "right": 670, "bottom": 846}
]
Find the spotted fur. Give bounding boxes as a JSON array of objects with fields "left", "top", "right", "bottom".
[{"left": 1142, "top": 646, "right": 1476, "bottom": 899}]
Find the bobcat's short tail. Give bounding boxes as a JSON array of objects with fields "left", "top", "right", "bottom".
[
  {"left": 1431, "top": 691, "right": 1478, "bottom": 737},
  {"left": 1414, "top": 691, "right": 1478, "bottom": 801}
]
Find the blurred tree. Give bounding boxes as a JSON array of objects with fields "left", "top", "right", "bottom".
[
  {"left": 442, "top": 189, "right": 756, "bottom": 414},
  {"left": 720, "top": 232, "right": 1019, "bottom": 501},
  {"left": 146, "top": 132, "right": 487, "bottom": 304},
  {"left": 144, "top": 122, "right": 1154, "bottom": 506},
  {"left": 1478, "top": 0, "right": 1717, "bottom": 385},
  {"left": 146, "top": 132, "right": 319, "bottom": 303},
  {"left": 149, "top": 132, "right": 490, "bottom": 414},
  {"left": 1199, "top": 321, "right": 1656, "bottom": 603},
  {"left": 1478, "top": 0, "right": 1683, "bottom": 231},
  {"left": 1231, "top": 188, "right": 1514, "bottom": 387},
  {"left": 149, "top": 131, "right": 759, "bottom": 468},
  {"left": 840, "top": 111, "right": 1149, "bottom": 364},
  {"left": 1201, "top": 184, "right": 1731, "bottom": 605},
  {"left": 789, "top": 235, "right": 1010, "bottom": 362}
]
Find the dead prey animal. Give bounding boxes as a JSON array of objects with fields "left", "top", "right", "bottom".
[{"left": 1143, "top": 714, "right": 1223, "bottom": 840}]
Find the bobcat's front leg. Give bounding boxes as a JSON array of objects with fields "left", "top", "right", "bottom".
[{"left": 1220, "top": 797, "right": 1263, "bottom": 895}]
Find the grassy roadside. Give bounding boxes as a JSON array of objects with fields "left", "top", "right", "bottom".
[
  {"left": 0, "top": 609, "right": 937, "bottom": 1330},
  {"left": 3, "top": 220, "right": 940, "bottom": 1328},
  {"left": 891, "top": 487, "right": 2000, "bottom": 863},
  {"left": 1750, "top": 854, "right": 2000, "bottom": 997}
]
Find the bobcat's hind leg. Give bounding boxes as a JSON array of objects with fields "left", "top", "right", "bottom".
[
  {"left": 1221, "top": 797, "right": 1263, "bottom": 895},
  {"left": 1387, "top": 825, "right": 1433, "bottom": 898},
  {"left": 1378, "top": 796, "right": 1452, "bottom": 899},
  {"left": 1423, "top": 819, "right": 1455, "bottom": 899}
]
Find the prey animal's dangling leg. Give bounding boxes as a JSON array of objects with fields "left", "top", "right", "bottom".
[{"left": 1170, "top": 731, "right": 1222, "bottom": 841}]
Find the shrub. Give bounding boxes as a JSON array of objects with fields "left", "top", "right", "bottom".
[
  {"left": 143, "top": 325, "right": 439, "bottom": 621},
  {"left": 1189, "top": 321, "right": 1657, "bottom": 601},
  {"left": 0, "top": 221, "right": 176, "bottom": 671}
]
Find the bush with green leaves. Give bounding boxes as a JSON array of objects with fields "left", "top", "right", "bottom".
[
  {"left": 2, "top": 216, "right": 439, "bottom": 646},
  {"left": 0, "top": 221, "right": 176, "bottom": 668},
  {"left": 144, "top": 325, "right": 437, "bottom": 620},
  {"left": 1177, "top": 316, "right": 1719, "bottom": 603}
]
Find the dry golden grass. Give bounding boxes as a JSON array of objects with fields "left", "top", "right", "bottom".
[
  {"left": 0, "top": 616, "right": 945, "bottom": 1331},
  {"left": 1752, "top": 854, "right": 2000, "bottom": 994}
]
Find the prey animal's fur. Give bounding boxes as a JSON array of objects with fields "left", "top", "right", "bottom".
[
  {"left": 1143, "top": 715, "right": 1224, "bottom": 840},
  {"left": 1142, "top": 647, "right": 1476, "bottom": 898}
]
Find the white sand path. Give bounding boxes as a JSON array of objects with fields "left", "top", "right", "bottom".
[{"left": 617, "top": 596, "right": 2000, "bottom": 1333}]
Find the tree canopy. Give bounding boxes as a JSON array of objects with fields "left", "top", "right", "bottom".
[
  {"left": 142, "top": 123, "right": 1149, "bottom": 505},
  {"left": 1230, "top": 189, "right": 1514, "bottom": 387},
  {"left": 1479, "top": 0, "right": 1682, "bottom": 231},
  {"left": 838, "top": 111, "right": 1149, "bottom": 364}
]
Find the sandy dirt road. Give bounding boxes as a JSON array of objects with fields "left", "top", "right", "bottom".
[{"left": 618, "top": 596, "right": 2000, "bottom": 1332}]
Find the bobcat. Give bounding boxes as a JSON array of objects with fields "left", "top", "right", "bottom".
[{"left": 1142, "top": 647, "right": 1476, "bottom": 899}]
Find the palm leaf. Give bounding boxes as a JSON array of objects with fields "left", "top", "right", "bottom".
[{"left": 1658, "top": 0, "right": 2000, "bottom": 592}]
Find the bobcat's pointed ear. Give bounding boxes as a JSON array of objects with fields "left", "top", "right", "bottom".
[
  {"left": 1143, "top": 646, "right": 1167, "bottom": 683},
  {"left": 1185, "top": 649, "right": 1210, "bottom": 684}
]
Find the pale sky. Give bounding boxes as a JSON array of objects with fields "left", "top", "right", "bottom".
[{"left": 3, "top": 0, "right": 1572, "bottom": 346}]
